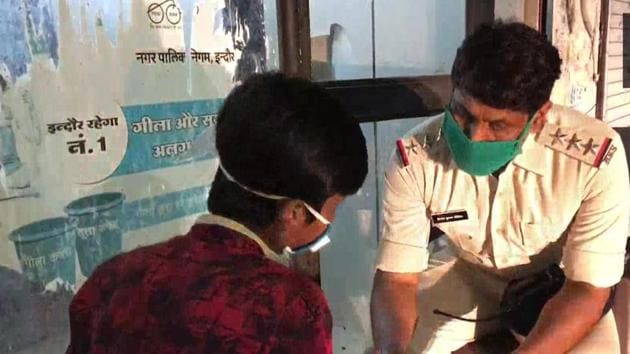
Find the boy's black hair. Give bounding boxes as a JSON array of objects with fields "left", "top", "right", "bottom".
[{"left": 208, "top": 73, "right": 368, "bottom": 230}]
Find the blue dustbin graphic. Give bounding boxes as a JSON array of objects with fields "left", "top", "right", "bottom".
[
  {"left": 65, "top": 192, "right": 125, "bottom": 277},
  {"left": 0, "top": 124, "right": 23, "bottom": 176},
  {"left": 8, "top": 217, "right": 77, "bottom": 287}
]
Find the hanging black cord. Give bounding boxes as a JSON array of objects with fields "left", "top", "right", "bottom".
[{"left": 432, "top": 309, "right": 506, "bottom": 322}]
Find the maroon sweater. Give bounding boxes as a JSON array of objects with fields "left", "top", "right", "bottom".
[{"left": 66, "top": 223, "right": 332, "bottom": 354}]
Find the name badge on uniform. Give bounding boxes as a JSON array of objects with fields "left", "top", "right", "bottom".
[{"left": 431, "top": 210, "right": 469, "bottom": 224}]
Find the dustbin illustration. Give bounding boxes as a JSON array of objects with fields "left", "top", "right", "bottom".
[
  {"left": 0, "top": 123, "right": 23, "bottom": 176},
  {"left": 8, "top": 217, "right": 77, "bottom": 287},
  {"left": 65, "top": 192, "right": 125, "bottom": 277}
]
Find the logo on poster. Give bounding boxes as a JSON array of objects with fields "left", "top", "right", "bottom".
[{"left": 147, "top": 0, "right": 182, "bottom": 27}]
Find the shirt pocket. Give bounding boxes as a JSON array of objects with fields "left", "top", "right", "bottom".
[{"left": 518, "top": 221, "right": 561, "bottom": 256}]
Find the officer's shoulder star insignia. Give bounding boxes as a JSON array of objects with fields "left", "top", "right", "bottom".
[
  {"left": 566, "top": 133, "right": 582, "bottom": 151},
  {"left": 549, "top": 128, "right": 567, "bottom": 146},
  {"left": 539, "top": 124, "right": 615, "bottom": 168},
  {"left": 580, "top": 138, "right": 599, "bottom": 156}
]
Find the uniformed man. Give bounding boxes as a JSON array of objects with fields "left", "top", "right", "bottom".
[{"left": 370, "top": 21, "right": 629, "bottom": 353}]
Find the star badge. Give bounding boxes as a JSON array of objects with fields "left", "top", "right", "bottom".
[
  {"left": 580, "top": 138, "right": 599, "bottom": 156},
  {"left": 549, "top": 128, "right": 567, "bottom": 146},
  {"left": 566, "top": 133, "right": 582, "bottom": 151}
]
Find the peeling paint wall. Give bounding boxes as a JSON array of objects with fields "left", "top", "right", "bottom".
[
  {"left": 0, "top": 1, "right": 277, "bottom": 352},
  {"left": 549, "top": 0, "right": 602, "bottom": 116},
  {"left": 495, "top": 0, "right": 602, "bottom": 117}
]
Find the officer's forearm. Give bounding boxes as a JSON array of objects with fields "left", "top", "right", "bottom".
[
  {"left": 514, "top": 280, "right": 611, "bottom": 354},
  {"left": 370, "top": 270, "right": 420, "bottom": 354}
]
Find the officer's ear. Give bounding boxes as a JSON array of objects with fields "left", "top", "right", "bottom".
[{"left": 531, "top": 101, "right": 552, "bottom": 134}]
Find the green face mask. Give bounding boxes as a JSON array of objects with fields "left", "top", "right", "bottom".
[{"left": 442, "top": 107, "right": 534, "bottom": 176}]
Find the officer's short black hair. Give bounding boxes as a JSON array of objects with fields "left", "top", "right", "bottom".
[
  {"left": 208, "top": 73, "right": 368, "bottom": 231},
  {"left": 451, "top": 21, "right": 562, "bottom": 114}
]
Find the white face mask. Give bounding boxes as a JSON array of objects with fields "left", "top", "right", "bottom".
[{"left": 218, "top": 163, "right": 332, "bottom": 255}]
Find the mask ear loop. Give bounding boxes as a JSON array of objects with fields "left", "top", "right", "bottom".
[
  {"left": 512, "top": 112, "right": 538, "bottom": 153},
  {"left": 302, "top": 202, "right": 331, "bottom": 225},
  {"left": 219, "top": 163, "right": 331, "bottom": 225},
  {"left": 219, "top": 163, "right": 286, "bottom": 200}
]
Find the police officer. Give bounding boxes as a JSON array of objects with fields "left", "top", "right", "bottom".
[{"left": 370, "top": 21, "right": 629, "bottom": 354}]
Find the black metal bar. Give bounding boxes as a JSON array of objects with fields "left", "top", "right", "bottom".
[
  {"left": 276, "top": 0, "right": 311, "bottom": 78},
  {"left": 466, "top": 0, "right": 495, "bottom": 35},
  {"left": 320, "top": 76, "right": 452, "bottom": 123},
  {"left": 371, "top": 0, "right": 376, "bottom": 79},
  {"left": 545, "top": 0, "right": 554, "bottom": 41},
  {"left": 276, "top": 0, "right": 319, "bottom": 281},
  {"left": 596, "top": 0, "right": 611, "bottom": 120},
  {"left": 539, "top": 0, "right": 548, "bottom": 33}
]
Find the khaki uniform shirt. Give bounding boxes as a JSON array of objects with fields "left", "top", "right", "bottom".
[{"left": 376, "top": 105, "right": 629, "bottom": 287}]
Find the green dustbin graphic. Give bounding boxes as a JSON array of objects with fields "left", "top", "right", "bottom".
[
  {"left": 8, "top": 217, "right": 77, "bottom": 287},
  {"left": 64, "top": 192, "right": 126, "bottom": 277}
]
